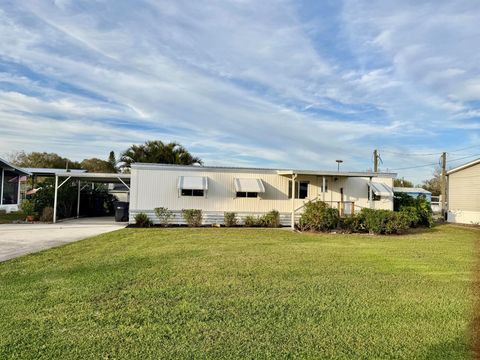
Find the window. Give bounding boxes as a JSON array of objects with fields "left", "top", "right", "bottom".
[
  {"left": 2, "top": 170, "right": 19, "bottom": 205},
  {"left": 288, "top": 180, "right": 309, "bottom": 199},
  {"left": 236, "top": 192, "right": 258, "bottom": 198},
  {"left": 181, "top": 189, "right": 204, "bottom": 197},
  {"left": 367, "top": 186, "right": 381, "bottom": 201}
]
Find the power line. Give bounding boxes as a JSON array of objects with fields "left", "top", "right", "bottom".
[
  {"left": 379, "top": 144, "right": 480, "bottom": 157},
  {"left": 387, "top": 153, "right": 480, "bottom": 171}
]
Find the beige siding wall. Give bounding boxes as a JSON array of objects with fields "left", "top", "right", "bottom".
[
  {"left": 448, "top": 162, "right": 480, "bottom": 212},
  {"left": 130, "top": 166, "right": 393, "bottom": 224}
]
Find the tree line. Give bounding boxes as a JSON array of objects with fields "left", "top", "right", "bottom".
[{"left": 8, "top": 140, "right": 202, "bottom": 173}]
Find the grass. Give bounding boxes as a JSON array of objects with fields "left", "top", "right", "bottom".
[
  {"left": 0, "top": 212, "right": 24, "bottom": 224},
  {"left": 0, "top": 225, "right": 477, "bottom": 359}
]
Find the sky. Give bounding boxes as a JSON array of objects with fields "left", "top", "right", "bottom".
[{"left": 0, "top": 0, "right": 479, "bottom": 183}]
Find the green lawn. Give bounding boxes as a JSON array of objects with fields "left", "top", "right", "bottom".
[
  {"left": 0, "top": 212, "right": 24, "bottom": 224},
  {"left": 0, "top": 225, "right": 477, "bottom": 359}
]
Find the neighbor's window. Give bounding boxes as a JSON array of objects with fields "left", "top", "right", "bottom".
[
  {"left": 236, "top": 192, "right": 258, "bottom": 198},
  {"left": 367, "top": 186, "right": 381, "bottom": 201},
  {"left": 2, "top": 171, "right": 19, "bottom": 205},
  {"left": 288, "top": 180, "right": 309, "bottom": 199},
  {"left": 181, "top": 189, "right": 204, "bottom": 197}
]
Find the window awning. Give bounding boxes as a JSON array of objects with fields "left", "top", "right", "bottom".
[
  {"left": 177, "top": 176, "right": 208, "bottom": 190},
  {"left": 234, "top": 178, "right": 265, "bottom": 193},
  {"left": 371, "top": 182, "right": 393, "bottom": 197}
]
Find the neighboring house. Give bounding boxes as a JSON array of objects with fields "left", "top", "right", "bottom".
[
  {"left": 129, "top": 163, "right": 396, "bottom": 227},
  {"left": 394, "top": 187, "right": 432, "bottom": 202},
  {"left": 0, "top": 158, "right": 30, "bottom": 213},
  {"left": 447, "top": 158, "right": 480, "bottom": 225}
]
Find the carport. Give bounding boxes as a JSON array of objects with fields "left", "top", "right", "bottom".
[{"left": 52, "top": 172, "right": 131, "bottom": 223}]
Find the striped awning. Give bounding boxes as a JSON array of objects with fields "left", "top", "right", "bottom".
[
  {"left": 177, "top": 176, "right": 208, "bottom": 190},
  {"left": 234, "top": 178, "right": 265, "bottom": 193},
  {"left": 371, "top": 182, "right": 393, "bottom": 197}
]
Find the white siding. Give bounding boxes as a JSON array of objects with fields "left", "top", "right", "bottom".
[
  {"left": 447, "top": 161, "right": 480, "bottom": 224},
  {"left": 130, "top": 166, "right": 394, "bottom": 225}
]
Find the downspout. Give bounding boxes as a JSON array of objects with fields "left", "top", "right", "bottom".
[
  {"left": 0, "top": 168, "right": 3, "bottom": 205},
  {"left": 322, "top": 176, "right": 326, "bottom": 202},
  {"left": 369, "top": 176, "right": 373, "bottom": 209},
  {"left": 291, "top": 173, "right": 297, "bottom": 229},
  {"left": 77, "top": 180, "right": 81, "bottom": 218}
]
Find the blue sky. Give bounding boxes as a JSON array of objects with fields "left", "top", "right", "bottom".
[{"left": 0, "top": 0, "right": 479, "bottom": 183}]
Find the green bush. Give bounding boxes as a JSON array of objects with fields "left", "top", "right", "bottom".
[
  {"left": 244, "top": 215, "right": 258, "bottom": 227},
  {"left": 224, "top": 212, "right": 237, "bottom": 227},
  {"left": 20, "top": 199, "right": 36, "bottom": 217},
  {"left": 399, "top": 206, "right": 420, "bottom": 227},
  {"left": 40, "top": 207, "right": 54, "bottom": 222},
  {"left": 415, "top": 197, "right": 434, "bottom": 227},
  {"left": 360, "top": 208, "right": 410, "bottom": 235},
  {"left": 339, "top": 214, "right": 367, "bottom": 233},
  {"left": 260, "top": 210, "right": 281, "bottom": 228},
  {"left": 135, "top": 212, "right": 152, "bottom": 228},
  {"left": 154, "top": 207, "right": 174, "bottom": 227},
  {"left": 299, "top": 200, "right": 339, "bottom": 232},
  {"left": 182, "top": 209, "right": 202, "bottom": 227}
]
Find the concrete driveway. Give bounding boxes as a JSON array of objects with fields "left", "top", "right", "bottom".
[{"left": 0, "top": 217, "right": 126, "bottom": 262}]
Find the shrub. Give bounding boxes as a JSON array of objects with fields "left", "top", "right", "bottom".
[
  {"left": 399, "top": 206, "right": 420, "bottom": 227},
  {"left": 40, "top": 207, "right": 54, "bottom": 222},
  {"left": 135, "top": 212, "right": 152, "bottom": 228},
  {"left": 154, "top": 207, "right": 174, "bottom": 227},
  {"left": 182, "top": 209, "right": 202, "bottom": 227},
  {"left": 299, "top": 200, "right": 339, "bottom": 232},
  {"left": 20, "top": 199, "right": 36, "bottom": 218},
  {"left": 244, "top": 215, "right": 260, "bottom": 227},
  {"left": 224, "top": 212, "right": 237, "bottom": 227},
  {"left": 260, "top": 210, "right": 281, "bottom": 228},
  {"left": 339, "top": 214, "right": 367, "bottom": 233},
  {"left": 360, "top": 208, "right": 411, "bottom": 235},
  {"left": 415, "top": 197, "right": 434, "bottom": 227}
]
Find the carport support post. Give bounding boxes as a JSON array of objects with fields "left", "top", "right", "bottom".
[
  {"left": 76, "top": 180, "right": 81, "bottom": 218},
  {"left": 53, "top": 175, "right": 58, "bottom": 223},
  {"left": 291, "top": 173, "right": 297, "bottom": 229}
]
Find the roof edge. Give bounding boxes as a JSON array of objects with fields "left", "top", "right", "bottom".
[
  {"left": 0, "top": 157, "right": 30, "bottom": 176},
  {"left": 447, "top": 158, "right": 480, "bottom": 175}
]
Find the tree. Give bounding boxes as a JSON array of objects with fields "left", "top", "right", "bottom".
[
  {"left": 120, "top": 140, "right": 202, "bottom": 170},
  {"left": 80, "top": 158, "right": 116, "bottom": 173},
  {"left": 9, "top": 151, "right": 82, "bottom": 169},
  {"left": 393, "top": 178, "right": 414, "bottom": 187},
  {"left": 107, "top": 151, "right": 117, "bottom": 172},
  {"left": 422, "top": 167, "right": 441, "bottom": 196}
]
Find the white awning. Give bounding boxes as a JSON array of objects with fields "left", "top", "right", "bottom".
[
  {"left": 177, "top": 176, "right": 208, "bottom": 190},
  {"left": 234, "top": 178, "right": 265, "bottom": 193},
  {"left": 371, "top": 182, "right": 393, "bottom": 197}
]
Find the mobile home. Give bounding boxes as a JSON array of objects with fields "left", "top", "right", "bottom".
[
  {"left": 129, "top": 164, "right": 396, "bottom": 227},
  {"left": 447, "top": 158, "right": 480, "bottom": 224}
]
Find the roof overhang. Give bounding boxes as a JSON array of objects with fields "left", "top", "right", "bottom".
[
  {"left": 447, "top": 158, "right": 480, "bottom": 175},
  {"left": 0, "top": 158, "right": 30, "bottom": 176},
  {"left": 277, "top": 170, "right": 396, "bottom": 178},
  {"left": 22, "top": 168, "right": 87, "bottom": 177}
]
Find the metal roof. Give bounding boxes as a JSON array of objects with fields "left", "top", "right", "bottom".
[
  {"left": 54, "top": 172, "right": 130, "bottom": 183},
  {"left": 394, "top": 187, "right": 431, "bottom": 194},
  {"left": 0, "top": 157, "right": 30, "bottom": 176},
  {"left": 132, "top": 163, "right": 396, "bottom": 178},
  {"left": 22, "top": 168, "right": 87, "bottom": 176},
  {"left": 447, "top": 158, "right": 480, "bottom": 175}
]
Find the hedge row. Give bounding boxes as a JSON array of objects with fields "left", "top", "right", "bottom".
[{"left": 299, "top": 200, "right": 433, "bottom": 235}]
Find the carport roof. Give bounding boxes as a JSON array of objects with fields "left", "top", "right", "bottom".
[
  {"left": 54, "top": 171, "right": 130, "bottom": 183},
  {"left": 0, "top": 157, "right": 30, "bottom": 176}
]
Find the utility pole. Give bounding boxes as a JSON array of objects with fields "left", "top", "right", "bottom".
[
  {"left": 373, "top": 149, "right": 378, "bottom": 172},
  {"left": 440, "top": 152, "right": 447, "bottom": 219}
]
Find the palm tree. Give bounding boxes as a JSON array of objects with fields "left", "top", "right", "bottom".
[{"left": 120, "top": 141, "right": 202, "bottom": 170}]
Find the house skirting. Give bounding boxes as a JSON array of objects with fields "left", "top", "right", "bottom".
[
  {"left": 129, "top": 210, "right": 300, "bottom": 226},
  {"left": 447, "top": 210, "right": 480, "bottom": 225},
  {"left": 0, "top": 204, "right": 19, "bottom": 213}
]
